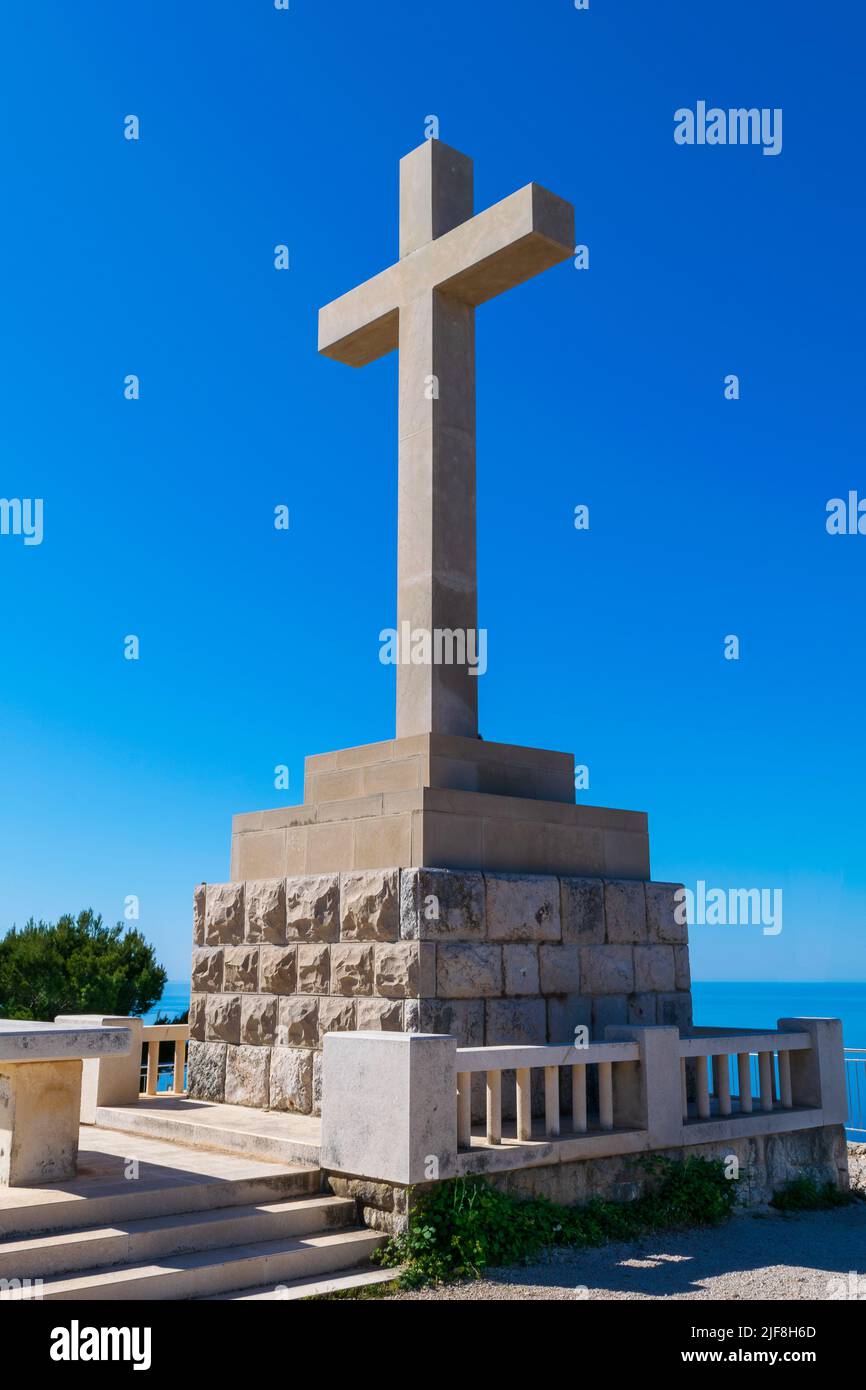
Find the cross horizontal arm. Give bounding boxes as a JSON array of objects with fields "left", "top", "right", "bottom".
[{"left": 318, "top": 183, "right": 574, "bottom": 368}]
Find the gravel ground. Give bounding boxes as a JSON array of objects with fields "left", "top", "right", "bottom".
[{"left": 389, "top": 1204, "right": 866, "bottom": 1301}]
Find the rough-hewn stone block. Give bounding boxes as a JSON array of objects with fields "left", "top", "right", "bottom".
[
  {"left": 592, "top": 994, "right": 628, "bottom": 1037},
  {"left": 657, "top": 991, "right": 693, "bottom": 1029},
  {"left": 414, "top": 997, "right": 484, "bottom": 1046},
  {"left": 330, "top": 944, "right": 374, "bottom": 996},
  {"left": 205, "top": 883, "right": 245, "bottom": 945},
  {"left": 191, "top": 947, "right": 223, "bottom": 994},
  {"left": 399, "top": 867, "right": 485, "bottom": 940},
  {"left": 603, "top": 880, "right": 647, "bottom": 944},
  {"left": 259, "top": 944, "right": 297, "bottom": 995},
  {"left": 503, "top": 944, "right": 540, "bottom": 996},
  {"left": 187, "top": 1040, "right": 226, "bottom": 1102},
  {"left": 269, "top": 1046, "right": 312, "bottom": 1113},
  {"left": 278, "top": 995, "right": 319, "bottom": 1047},
  {"left": 318, "top": 996, "right": 356, "bottom": 1040},
  {"left": 539, "top": 943, "right": 581, "bottom": 995},
  {"left": 437, "top": 943, "right": 502, "bottom": 998},
  {"left": 206, "top": 993, "right": 241, "bottom": 1044},
  {"left": 634, "top": 944, "right": 676, "bottom": 993},
  {"left": 546, "top": 993, "right": 591, "bottom": 1045},
  {"left": 189, "top": 993, "right": 206, "bottom": 1042},
  {"left": 340, "top": 870, "right": 399, "bottom": 941},
  {"left": 560, "top": 877, "right": 604, "bottom": 944},
  {"left": 241, "top": 996, "right": 278, "bottom": 1046},
  {"left": 485, "top": 997, "right": 547, "bottom": 1045},
  {"left": 485, "top": 873, "right": 561, "bottom": 942},
  {"left": 357, "top": 998, "right": 404, "bottom": 1031},
  {"left": 579, "top": 944, "right": 634, "bottom": 995},
  {"left": 297, "top": 943, "right": 330, "bottom": 994},
  {"left": 374, "top": 943, "right": 435, "bottom": 998},
  {"left": 646, "top": 882, "right": 688, "bottom": 944},
  {"left": 284, "top": 874, "right": 340, "bottom": 941},
  {"left": 627, "top": 992, "right": 658, "bottom": 1026},
  {"left": 193, "top": 883, "right": 206, "bottom": 947},
  {"left": 225, "top": 1045, "right": 270, "bottom": 1107},
  {"left": 312, "top": 1050, "right": 323, "bottom": 1116},
  {"left": 674, "top": 944, "right": 691, "bottom": 991},
  {"left": 245, "top": 878, "right": 286, "bottom": 944},
  {"left": 223, "top": 946, "right": 259, "bottom": 993}
]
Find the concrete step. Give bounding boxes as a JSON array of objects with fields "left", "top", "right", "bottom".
[
  {"left": 0, "top": 1195, "right": 357, "bottom": 1281},
  {"left": 96, "top": 1101, "right": 320, "bottom": 1167},
  {"left": 36, "top": 1228, "right": 386, "bottom": 1301},
  {"left": 0, "top": 1165, "right": 321, "bottom": 1240},
  {"left": 206, "top": 1266, "right": 403, "bottom": 1300}
]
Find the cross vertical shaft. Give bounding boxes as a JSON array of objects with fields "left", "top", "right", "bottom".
[
  {"left": 318, "top": 140, "right": 575, "bottom": 743},
  {"left": 397, "top": 141, "right": 477, "bottom": 739}
]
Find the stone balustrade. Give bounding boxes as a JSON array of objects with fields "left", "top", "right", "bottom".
[
  {"left": 141, "top": 1024, "right": 189, "bottom": 1097},
  {"left": 679, "top": 1027, "right": 809, "bottom": 1121},
  {"left": 320, "top": 1018, "right": 846, "bottom": 1187},
  {"left": 455, "top": 1040, "right": 641, "bottom": 1145}
]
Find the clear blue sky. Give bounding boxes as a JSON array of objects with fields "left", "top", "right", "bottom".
[{"left": 1, "top": 1, "right": 863, "bottom": 982}]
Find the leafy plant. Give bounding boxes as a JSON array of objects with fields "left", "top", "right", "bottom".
[
  {"left": 0, "top": 909, "right": 166, "bottom": 1020},
  {"left": 770, "top": 1177, "right": 854, "bottom": 1212},
  {"left": 374, "top": 1155, "right": 737, "bottom": 1288}
]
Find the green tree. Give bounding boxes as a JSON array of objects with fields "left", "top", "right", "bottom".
[{"left": 0, "top": 909, "right": 167, "bottom": 1021}]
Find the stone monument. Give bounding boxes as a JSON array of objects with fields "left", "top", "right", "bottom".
[{"left": 188, "top": 141, "right": 691, "bottom": 1114}]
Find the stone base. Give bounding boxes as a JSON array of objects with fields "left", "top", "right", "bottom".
[
  {"left": 325, "top": 1123, "right": 850, "bottom": 1234},
  {"left": 0, "top": 1060, "right": 82, "bottom": 1186},
  {"left": 231, "top": 736, "right": 649, "bottom": 881},
  {"left": 188, "top": 868, "right": 691, "bottom": 1117}
]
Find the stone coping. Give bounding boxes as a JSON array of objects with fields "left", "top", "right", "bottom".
[{"left": 0, "top": 1020, "right": 132, "bottom": 1063}]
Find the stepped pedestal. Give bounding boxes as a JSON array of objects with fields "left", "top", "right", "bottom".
[{"left": 231, "top": 735, "right": 650, "bottom": 883}]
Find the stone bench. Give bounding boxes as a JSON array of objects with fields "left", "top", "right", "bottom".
[{"left": 0, "top": 1019, "right": 132, "bottom": 1185}]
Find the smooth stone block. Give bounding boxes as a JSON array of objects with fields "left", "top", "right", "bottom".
[{"left": 321, "top": 1032, "right": 458, "bottom": 1185}]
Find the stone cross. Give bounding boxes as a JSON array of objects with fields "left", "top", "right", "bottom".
[{"left": 319, "top": 141, "right": 574, "bottom": 740}]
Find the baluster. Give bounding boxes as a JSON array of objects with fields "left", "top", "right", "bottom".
[
  {"left": 758, "top": 1051, "right": 774, "bottom": 1112},
  {"left": 737, "top": 1052, "right": 752, "bottom": 1113},
  {"left": 457, "top": 1071, "right": 472, "bottom": 1147},
  {"left": 695, "top": 1055, "right": 710, "bottom": 1119},
  {"left": 571, "top": 1064, "right": 587, "bottom": 1134},
  {"left": 173, "top": 1039, "right": 187, "bottom": 1094},
  {"left": 716, "top": 1053, "right": 732, "bottom": 1116},
  {"left": 778, "top": 1050, "right": 792, "bottom": 1108},
  {"left": 145, "top": 1040, "right": 159, "bottom": 1096},
  {"left": 486, "top": 1070, "right": 502, "bottom": 1145},
  {"left": 598, "top": 1061, "right": 613, "bottom": 1131},
  {"left": 516, "top": 1067, "right": 532, "bottom": 1141},
  {"left": 544, "top": 1065, "right": 560, "bottom": 1137}
]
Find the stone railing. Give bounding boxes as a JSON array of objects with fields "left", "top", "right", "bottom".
[
  {"left": 320, "top": 1018, "right": 846, "bottom": 1186},
  {"left": 456, "top": 1040, "right": 641, "bottom": 1145},
  {"left": 679, "top": 1027, "right": 810, "bottom": 1120},
  {"left": 141, "top": 1024, "right": 189, "bottom": 1097},
  {"left": 51, "top": 1015, "right": 189, "bottom": 1118}
]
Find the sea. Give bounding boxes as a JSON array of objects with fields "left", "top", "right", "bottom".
[{"left": 146, "top": 979, "right": 866, "bottom": 1047}]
